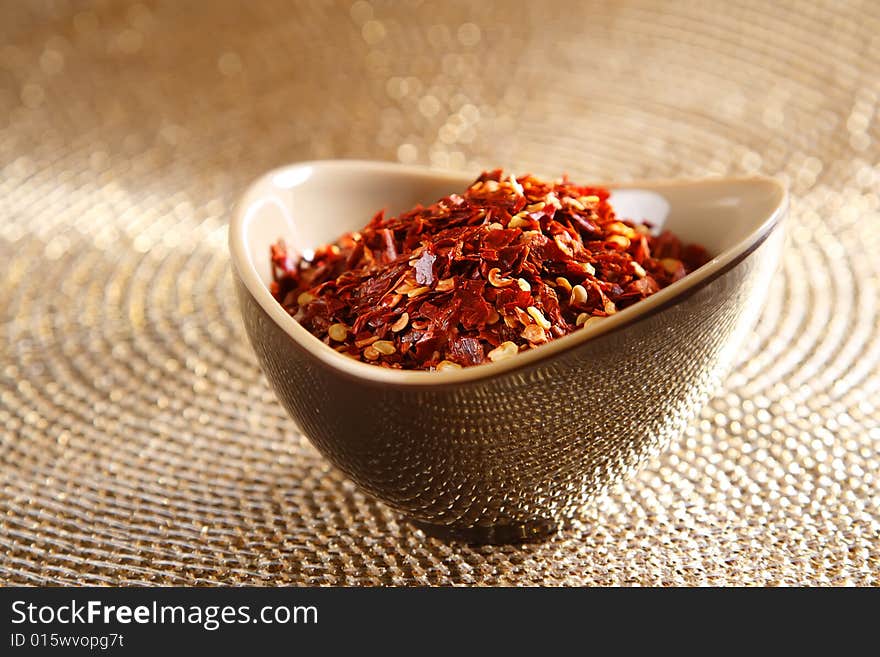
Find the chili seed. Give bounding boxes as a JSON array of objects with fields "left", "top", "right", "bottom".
[
  {"left": 570, "top": 284, "right": 588, "bottom": 305},
  {"left": 527, "top": 306, "right": 551, "bottom": 330},
  {"left": 508, "top": 174, "right": 524, "bottom": 196},
  {"left": 435, "top": 277, "right": 455, "bottom": 292},
  {"left": 554, "top": 235, "right": 574, "bottom": 256},
  {"left": 514, "top": 307, "right": 532, "bottom": 326},
  {"left": 607, "top": 234, "right": 630, "bottom": 249},
  {"left": 487, "top": 341, "right": 519, "bottom": 362},
  {"left": 391, "top": 312, "right": 409, "bottom": 332},
  {"left": 580, "top": 316, "right": 604, "bottom": 330},
  {"left": 608, "top": 222, "right": 637, "bottom": 238},
  {"left": 363, "top": 346, "right": 380, "bottom": 361},
  {"left": 436, "top": 360, "right": 462, "bottom": 371},
  {"left": 517, "top": 278, "right": 531, "bottom": 291},
  {"left": 328, "top": 323, "right": 348, "bottom": 342},
  {"left": 521, "top": 324, "right": 547, "bottom": 343},
  {"left": 488, "top": 267, "right": 514, "bottom": 287},
  {"left": 373, "top": 340, "right": 396, "bottom": 355},
  {"left": 297, "top": 292, "right": 316, "bottom": 306},
  {"left": 544, "top": 192, "right": 562, "bottom": 209},
  {"left": 354, "top": 335, "right": 379, "bottom": 348},
  {"left": 555, "top": 277, "right": 572, "bottom": 293},
  {"left": 564, "top": 196, "right": 586, "bottom": 211}
]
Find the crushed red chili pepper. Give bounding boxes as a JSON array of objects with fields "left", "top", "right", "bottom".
[{"left": 270, "top": 170, "right": 710, "bottom": 370}]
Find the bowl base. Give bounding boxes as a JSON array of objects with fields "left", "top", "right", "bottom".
[{"left": 407, "top": 517, "right": 560, "bottom": 545}]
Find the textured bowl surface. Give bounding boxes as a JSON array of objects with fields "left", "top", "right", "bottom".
[{"left": 231, "top": 160, "right": 786, "bottom": 542}]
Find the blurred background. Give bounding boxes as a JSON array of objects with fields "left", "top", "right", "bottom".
[{"left": 0, "top": 1, "right": 877, "bottom": 585}]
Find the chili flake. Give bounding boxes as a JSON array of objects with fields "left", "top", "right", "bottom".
[{"left": 270, "top": 170, "right": 709, "bottom": 370}]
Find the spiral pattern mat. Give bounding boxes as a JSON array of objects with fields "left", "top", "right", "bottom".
[{"left": 1, "top": 1, "right": 878, "bottom": 585}]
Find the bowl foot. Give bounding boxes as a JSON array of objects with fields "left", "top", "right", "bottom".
[{"left": 407, "top": 517, "right": 560, "bottom": 545}]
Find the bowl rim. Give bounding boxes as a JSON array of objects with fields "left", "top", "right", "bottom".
[{"left": 230, "top": 159, "right": 787, "bottom": 387}]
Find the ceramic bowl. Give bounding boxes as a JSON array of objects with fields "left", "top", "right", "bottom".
[{"left": 230, "top": 160, "right": 786, "bottom": 543}]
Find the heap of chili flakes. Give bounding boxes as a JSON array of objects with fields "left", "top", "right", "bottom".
[{"left": 270, "top": 170, "right": 709, "bottom": 371}]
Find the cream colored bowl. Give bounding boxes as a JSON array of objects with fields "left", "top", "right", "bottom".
[{"left": 230, "top": 160, "right": 786, "bottom": 543}]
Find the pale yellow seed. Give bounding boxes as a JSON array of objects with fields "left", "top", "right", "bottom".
[
  {"left": 580, "top": 316, "right": 604, "bottom": 330},
  {"left": 508, "top": 174, "right": 524, "bottom": 196},
  {"left": 517, "top": 277, "right": 531, "bottom": 291},
  {"left": 328, "top": 323, "right": 348, "bottom": 342},
  {"left": 564, "top": 196, "right": 585, "bottom": 211},
  {"left": 581, "top": 195, "right": 600, "bottom": 204},
  {"left": 297, "top": 292, "right": 315, "bottom": 306},
  {"left": 608, "top": 222, "right": 637, "bottom": 239},
  {"left": 554, "top": 235, "right": 574, "bottom": 256},
  {"left": 436, "top": 360, "right": 462, "bottom": 371},
  {"left": 607, "top": 234, "right": 630, "bottom": 249},
  {"left": 508, "top": 216, "right": 531, "bottom": 229},
  {"left": 355, "top": 335, "right": 379, "bottom": 348},
  {"left": 631, "top": 262, "right": 647, "bottom": 278},
  {"left": 527, "top": 306, "right": 551, "bottom": 330},
  {"left": 514, "top": 307, "right": 532, "bottom": 326},
  {"left": 521, "top": 324, "right": 547, "bottom": 343},
  {"left": 604, "top": 300, "right": 617, "bottom": 315},
  {"left": 487, "top": 341, "right": 519, "bottom": 362},
  {"left": 661, "top": 258, "right": 682, "bottom": 274},
  {"left": 544, "top": 193, "right": 562, "bottom": 209},
  {"left": 470, "top": 181, "right": 483, "bottom": 191},
  {"left": 570, "top": 284, "right": 588, "bottom": 305},
  {"left": 487, "top": 222, "right": 504, "bottom": 231},
  {"left": 373, "top": 340, "right": 396, "bottom": 355},
  {"left": 635, "top": 224, "right": 653, "bottom": 236},
  {"left": 555, "top": 277, "right": 572, "bottom": 293},
  {"left": 363, "top": 346, "right": 380, "bottom": 361},
  {"left": 407, "top": 285, "right": 431, "bottom": 298},
  {"left": 487, "top": 309, "right": 500, "bottom": 325},
  {"left": 583, "top": 262, "right": 596, "bottom": 276},
  {"left": 575, "top": 313, "right": 591, "bottom": 326},
  {"left": 436, "top": 277, "right": 455, "bottom": 292},
  {"left": 526, "top": 201, "right": 546, "bottom": 212},
  {"left": 390, "top": 312, "right": 409, "bottom": 332},
  {"left": 484, "top": 180, "right": 500, "bottom": 192},
  {"left": 488, "top": 267, "right": 514, "bottom": 287}
]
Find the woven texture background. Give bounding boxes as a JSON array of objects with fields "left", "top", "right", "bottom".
[{"left": 1, "top": 0, "right": 878, "bottom": 585}]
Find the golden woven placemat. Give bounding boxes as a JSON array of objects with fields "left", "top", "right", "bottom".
[{"left": 1, "top": 1, "right": 877, "bottom": 585}]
